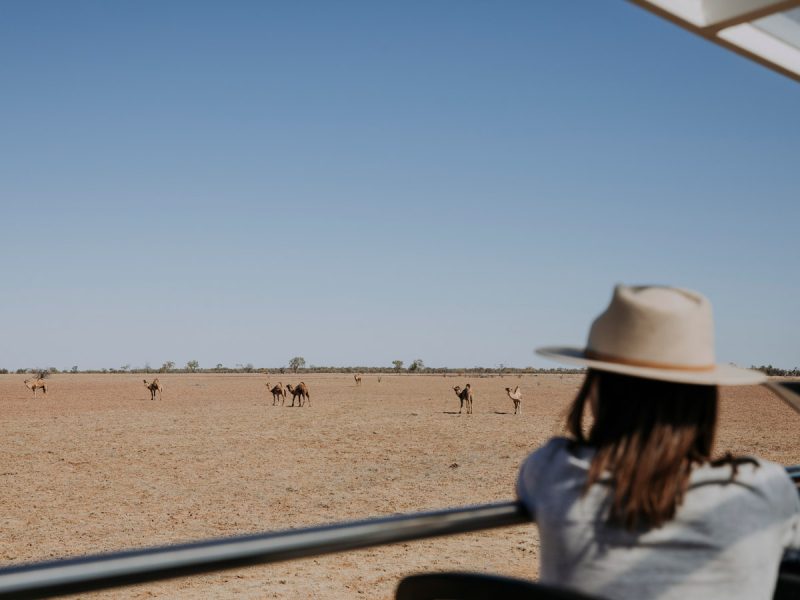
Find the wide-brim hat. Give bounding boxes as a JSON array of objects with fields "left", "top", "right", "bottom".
[{"left": 537, "top": 285, "right": 766, "bottom": 386}]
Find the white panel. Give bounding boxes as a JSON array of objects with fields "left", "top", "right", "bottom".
[
  {"left": 642, "top": 0, "right": 706, "bottom": 26},
  {"left": 753, "top": 8, "right": 800, "bottom": 49},
  {"left": 701, "top": 0, "right": 790, "bottom": 26},
  {"left": 718, "top": 22, "right": 800, "bottom": 75},
  {"left": 641, "top": 0, "right": 790, "bottom": 27}
]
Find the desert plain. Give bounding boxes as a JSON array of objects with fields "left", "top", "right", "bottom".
[{"left": 1, "top": 373, "right": 798, "bottom": 599}]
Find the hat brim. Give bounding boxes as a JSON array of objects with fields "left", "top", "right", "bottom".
[{"left": 536, "top": 346, "right": 766, "bottom": 386}]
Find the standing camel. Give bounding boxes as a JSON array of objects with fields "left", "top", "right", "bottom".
[
  {"left": 505, "top": 385, "right": 522, "bottom": 415},
  {"left": 354, "top": 374, "right": 362, "bottom": 385},
  {"left": 266, "top": 382, "right": 286, "bottom": 406},
  {"left": 24, "top": 378, "right": 47, "bottom": 398},
  {"left": 453, "top": 384, "right": 473, "bottom": 414},
  {"left": 286, "top": 382, "right": 310, "bottom": 407},
  {"left": 143, "top": 378, "right": 163, "bottom": 401}
]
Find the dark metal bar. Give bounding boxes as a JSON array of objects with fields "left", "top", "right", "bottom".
[
  {"left": 0, "top": 502, "right": 529, "bottom": 599},
  {"left": 1, "top": 467, "right": 797, "bottom": 599}
]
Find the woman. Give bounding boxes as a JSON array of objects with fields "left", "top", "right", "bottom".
[{"left": 517, "top": 285, "right": 799, "bottom": 600}]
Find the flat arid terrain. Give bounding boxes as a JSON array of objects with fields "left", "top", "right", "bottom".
[{"left": 1, "top": 373, "right": 798, "bottom": 599}]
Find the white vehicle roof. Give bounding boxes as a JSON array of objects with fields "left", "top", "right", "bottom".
[{"left": 631, "top": 0, "right": 800, "bottom": 82}]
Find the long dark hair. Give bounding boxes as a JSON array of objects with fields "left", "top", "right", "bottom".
[{"left": 567, "top": 369, "right": 719, "bottom": 530}]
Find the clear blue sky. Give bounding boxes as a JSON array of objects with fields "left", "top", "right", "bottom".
[{"left": 1, "top": 1, "right": 798, "bottom": 371}]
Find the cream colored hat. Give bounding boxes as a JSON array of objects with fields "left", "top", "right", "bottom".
[{"left": 537, "top": 285, "right": 766, "bottom": 386}]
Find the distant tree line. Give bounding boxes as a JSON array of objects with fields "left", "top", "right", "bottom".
[
  {"left": 3, "top": 361, "right": 796, "bottom": 377},
  {"left": 750, "top": 365, "right": 800, "bottom": 377},
  {"left": 0, "top": 363, "right": 586, "bottom": 375}
]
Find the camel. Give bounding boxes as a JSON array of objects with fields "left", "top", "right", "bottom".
[
  {"left": 505, "top": 385, "right": 522, "bottom": 415},
  {"left": 286, "top": 382, "right": 310, "bottom": 407},
  {"left": 24, "top": 378, "right": 47, "bottom": 398},
  {"left": 266, "top": 381, "right": 286, "bottom": 406},
  {"left": 453, "top": 384, "right": 473, "bottom": 414},
  {"left": 354, "top": 374, "right": 362, "bottom": 385},
  {"left": 143, "top": 378, "right": 163, "bottom": 401}
]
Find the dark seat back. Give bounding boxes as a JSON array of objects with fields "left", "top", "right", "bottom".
[
  {"left": 775, "top": 554, "right": 800, "bottom": 600},
  {"left": 396, "top": 572, "right": 605, "bottom": 600}
]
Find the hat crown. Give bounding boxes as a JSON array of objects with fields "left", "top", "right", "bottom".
[{"left": 586, "top": 285, "right": 715, "bottom": 369}]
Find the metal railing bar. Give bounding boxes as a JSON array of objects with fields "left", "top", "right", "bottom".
[
  {"left": 0, "top": 502, "right": 528, "bottom": 599},
  {"left": 1, "top": 467, "right": 797, "bottom": 599}
]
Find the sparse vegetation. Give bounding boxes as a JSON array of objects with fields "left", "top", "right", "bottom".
[
  {"left": 751, "top": 365, "right": 800, "bottom": 376},
  {"left": 408, "top": 359, "right": 424, "bottom": 372},
  {"left": 38, "top": 362, "right": 800, "bottom": 376}
]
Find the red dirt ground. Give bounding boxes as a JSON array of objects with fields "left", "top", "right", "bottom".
[{"left": 1, "top": 373, "right": 798, "bottom": 598}]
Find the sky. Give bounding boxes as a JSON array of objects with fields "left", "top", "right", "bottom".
[{"left": 1, "top": 1, "right": 798, "bottom": 372}]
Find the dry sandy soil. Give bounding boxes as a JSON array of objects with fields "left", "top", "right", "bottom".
[{"left": 1, "top": 373, "right": 798, "bottom": 599}]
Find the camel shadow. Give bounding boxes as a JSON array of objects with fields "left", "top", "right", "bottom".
[
  {"left": 443, "top": 411, "right": 463, "bottom": 415},
  {"left": 493, "top": 411, "right": 511, "bottom": 415}
]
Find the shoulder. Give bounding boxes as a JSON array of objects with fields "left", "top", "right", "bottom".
[
  {"left": 517, "top": 437, "right": 575, "bottom": 509},
  {"left": 519, "top": 437, "right": 571, "bottom": 476},
  {"left": 693, "top": 457, "right": 799, "bottom": 516},
  {"left": 747, "top": 458, "right": 800, "bottom": 516}
]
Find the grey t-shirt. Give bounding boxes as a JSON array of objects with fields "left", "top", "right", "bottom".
[{"left": 516, "top": 437, "right": 800, "bottom": 600}]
